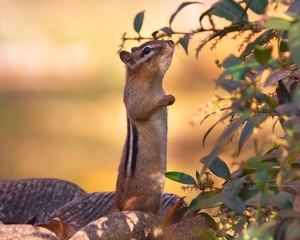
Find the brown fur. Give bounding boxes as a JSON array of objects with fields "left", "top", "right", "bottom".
[{"left": 113, "top": 40, "right": 175, "bottom": 214}]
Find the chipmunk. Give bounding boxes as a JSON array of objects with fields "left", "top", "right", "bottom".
[{"left": 113, "top": 40, "right": 175, "bottom": 214}]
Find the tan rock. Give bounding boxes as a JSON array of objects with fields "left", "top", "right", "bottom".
[
  {"left": 70, "top": 211, "right": 163, "bottom": 240},
  {"left": 0, "top": 224, "right": 58, "bottom": 240},
  {"left": 163, "top": 213, "right": 219, "bottom": 240}
]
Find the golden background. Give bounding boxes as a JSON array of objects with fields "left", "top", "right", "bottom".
[{"left": 0, "top": 0, "right": 273, "bottom": 204}]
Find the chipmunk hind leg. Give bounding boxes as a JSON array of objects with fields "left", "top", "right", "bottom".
[{"left": 122, "top": 192, "right": 161, "bottom": 215}]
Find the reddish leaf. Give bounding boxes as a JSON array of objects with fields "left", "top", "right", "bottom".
[
  {"left": 276, "top": 87, "right": 283, "bottom": 105},
  {"left": 37, "top": 217, "right": 77, "bottom": 240},
  {"left": 161, "top": 197, "right": 187, "bottom": 227}
]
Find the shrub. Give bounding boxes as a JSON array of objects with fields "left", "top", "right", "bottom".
[{"left": 120, "top": 1, "right": 300, "bottom": 239}]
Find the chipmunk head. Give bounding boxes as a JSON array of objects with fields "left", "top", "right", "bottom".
[{"left": 120, "top": 40, "right": 174, "bottom": 80}]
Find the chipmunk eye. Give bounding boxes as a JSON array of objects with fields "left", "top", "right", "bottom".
[{"left": 142, "top": 47, "right": 152, "bottom": 56}]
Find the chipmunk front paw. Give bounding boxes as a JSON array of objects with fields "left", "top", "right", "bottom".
[{"left": 158, "top": 94, "right": 175, "bottom": 107}]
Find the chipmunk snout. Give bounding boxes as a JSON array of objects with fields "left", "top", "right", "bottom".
[{"left": 167, "top": 40, "right": 175, "bottom": 48}]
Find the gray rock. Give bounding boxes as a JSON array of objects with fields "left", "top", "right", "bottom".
[
  {"left": 0, "top": 178, "right": 86, "bottom": 225},
  {"left": 0, "top": 178, "right": 185, "bottom": 230}
]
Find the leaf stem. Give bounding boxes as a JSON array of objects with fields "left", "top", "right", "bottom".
[{"left": 240, "top": 0, "right": 253, "bottom": 21}]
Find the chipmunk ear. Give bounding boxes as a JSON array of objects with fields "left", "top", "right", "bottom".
[{"left": 120, "top": 51, "right": 134, "bottom": 67}]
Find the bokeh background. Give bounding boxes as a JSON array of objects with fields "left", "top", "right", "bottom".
[{"left": 0, "top": 0, "right": 272, "bottom": 204}]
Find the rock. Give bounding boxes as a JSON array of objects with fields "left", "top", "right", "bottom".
[
  {"left": 0, "top": 224, "right": 58, "bottom": 240},
  {"left": 0, "top": 178, "right": 184, "bottom": 230},
  {"left": 0, "top": 178, "right": 87, "bottom": 225},
  {"left": 48, "top": 191, "right": 115, "bottom": 230},
  {"left": 70, "top": 211, "right": 163, "bottom": 240},
  {"left": 163, "top": 213, "right": 219, "bottom": 240}
]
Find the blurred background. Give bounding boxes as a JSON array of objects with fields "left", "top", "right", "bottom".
[{"left": 0, "top": 0, "right": 274, "bottom": 203}]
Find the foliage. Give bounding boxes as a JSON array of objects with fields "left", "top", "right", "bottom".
[{"left": 121, "top": 0, "right": 300, "bottom": 239}]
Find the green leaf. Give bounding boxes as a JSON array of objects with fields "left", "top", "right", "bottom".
[
  {"left": 196, "top": 170, "right": 200, "bottom": 181},
  {"left": 278, "top": 80, "right": 292, "bottom": 103},
  {"left": 225, "top": 234, "right": 235, "bottom": 240},
  {"left": 292, "top": 84, "right": 300, "bottom": 107},
  {"left": 265, "top": 18, "right": 292, "bottom": 30},
  {"left": 254, "top": 45, "right": 273, "bottom": 65},
  {"left": 231, "top": 176, "right": 247, "bottom": 199},
  {"left": 169, "top": 2, "right": 204, "bottom": 25},
  {"left": 199, "top": 0, "right": 248, "bottom": 24},
  {"left": 196, "top": 24, "right": 241, "bottom": 58},
  {"left": 223, "top": 54, "right": 242, "bottom": 68},
  {"left": 244, "top": 54, "right": 276, "bottom": 74},
  {"left": 200, "top": 108, "right": 230, "bottom": 125},
  {"left": 160, "top": 27, "right": 173, "bottom": 36},
  {"left": 200, "top": 147, "right": 221, "bottom": 176},
  {"left": 282, "top": 219, "right": 300, "bottom": 240},
  {"left": 268, "top": 192, "right": 293, "bottom": 209},
  {"left": 246, "top": 156, "right": 259, "bottom": 167},
  {"left": 268, "top": 182, "right": 279, "bottom": 193},
  {"left": 243, "top": 0, "right": 268, "bottom": 14},
  {"left": 256, "top": 93, "right": 268, "bottom": 103},
  {"left": 202, "top": 121, "right": 220, "bottom": 147},
  {"left": 280, "top": 40, "right": 289, "bottom": 53},
  {"left": 217, "top": 0, "right": 248, "bottom": 21},
  {"left": 289, "top": 20, "right": 300, "bottom": 66},
  {"left": 221, "top": 191, "right": 246, "bottom": 213},
  {"left": 240, "top": 29, "right": 274, "bottom": 60},
  {"left": 276, "top": 103, "right": 299, "bottom": 115},
  {"left": 133, "top": 10, "right": 145, "bottom": 34},
  {"left": 268, "top": 168, "right": 280, "bottom": 177},
  {"left": 201, "top": 116, "right": 245, "bottom": 175},
  {"left": 218, "top": 79, "right": 244, "bottom": 93},
  {"left": 186, "top": 192, "right": 222, "bottom": 214},
  {"left": 151, "top": 30, "right": 159, "bottom": 38},
  {"left": 205, "top": 7, "right": 236, "bottom": 22},
  {"left": 165, "top": 171, "right": 196, "bottom": 184},
  {"left": 215, "top": 116, "right": 245, "bottom": 146},
  {"left": 238, "top": 187, "right": 259, "bottom": 201},
  {"left": 266, "top": 95, "right": 279, "bottom": 109},
  {"left": 235, "top": 217, "right": 247, "bottom": 236},
  {"left": 287, "top": 179, "right": 300, "bottom": 190},
  {"left": 277, "top": 209, "right": 300, "bottom": 219},
  {"left": 288, "top": 0, "right": 300, "bottom": 13},
  {"left": 260, "top": 152, "right": 277, "bottom": 162},
  {"left": 255, "top": 167, "right": 268, "bottom": 191},
  {"left": 238, "top": 119, "right": 254, "bottom": 156},
  {"left": 218, "top": 62, "right": 246, "bottom": 80},
  {"left": 237, "top": 221, "right": 276, "bottom": 240},
  {"left": 237, "top": 113, "right": 268, "bottom": 157},
  {"left": 245, "top": 192, "right": 268, "bottom": 207},
  {"left": 178, "top": 34, "right": 191, "bottom": 54},
  {"left": 202, "top": 112, "right": 232, "bottom": 147},
  {"left": 275, "top": 220, "right": 289, "bottom": 240},
  {"left": 231, "top": 168, "right": 245, "bottom": 180},
  {"left": 206, "top": 157, "right": 231, "bottom": 179}
]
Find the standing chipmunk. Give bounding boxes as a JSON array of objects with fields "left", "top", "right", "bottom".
[{"left": 113, "top": 40, "right": 175, "bottom": 214}]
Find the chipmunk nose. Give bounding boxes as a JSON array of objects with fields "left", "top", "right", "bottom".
[{"left": 167, "top": 40, "right": 175, "bottom": 48}]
